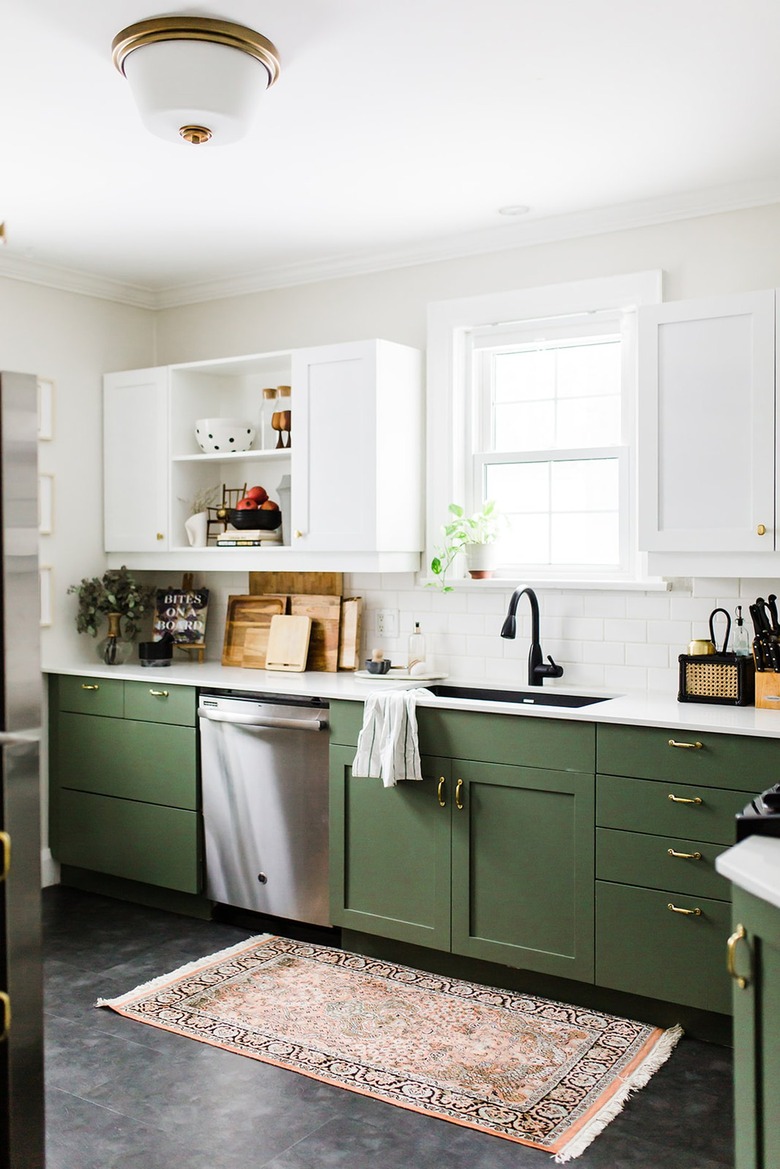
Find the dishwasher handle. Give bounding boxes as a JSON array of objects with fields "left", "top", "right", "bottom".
[{"left": 198, "top": 708, "right": 327, "bottom": 732}]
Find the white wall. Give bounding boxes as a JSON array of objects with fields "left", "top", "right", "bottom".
[{"left": 150, "top": 203, "right": 780, "bottom": 692}]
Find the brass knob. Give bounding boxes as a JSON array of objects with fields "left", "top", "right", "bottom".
[
  {"left": 757, "top": 524, "right": 767, "bottom": 536},
  {"left": 156, "top": 532, "right": 165, "bottom": 541},
  {"left": 294, "top": 529, "right": 303, "bottom": 539}
]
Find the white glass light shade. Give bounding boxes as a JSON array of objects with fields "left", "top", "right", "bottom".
[{"left": 123, "top": 39, "right": 269, "bottom": 145}]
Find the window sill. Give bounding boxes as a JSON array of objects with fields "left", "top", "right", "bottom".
[{"left": 421, "top": 575, "right": 671, "bottom": 593}]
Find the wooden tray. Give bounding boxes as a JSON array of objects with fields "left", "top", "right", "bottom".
[{"left": 221, "top": 595, "right": 286, "bottom": 668}]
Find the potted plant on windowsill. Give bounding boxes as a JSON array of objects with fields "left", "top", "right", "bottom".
[
  {"left": 68, "top": 565, "right": 156, "bottom": 665},
  {"left": 429, "top": 500, "right": 505, "bottom": 591}
]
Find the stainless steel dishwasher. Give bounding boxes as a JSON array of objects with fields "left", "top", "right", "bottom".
[{"left": 198, "top": 690, "right": 330, "bottom": 927}]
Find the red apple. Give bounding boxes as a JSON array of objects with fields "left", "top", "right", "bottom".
[
  {"left": 246, "top": 485, "right": 268, "bottom": 504},
  {"left": 236, "top": 497, "right": 259, "bottom": 510}
]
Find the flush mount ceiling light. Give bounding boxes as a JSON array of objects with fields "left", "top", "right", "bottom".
[{"left": 112, "top": 16, "right": 280, "bottom": 146}]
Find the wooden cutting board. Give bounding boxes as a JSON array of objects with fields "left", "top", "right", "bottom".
[
  {"left": 249, "top": 572, "right": 343, "bottom": 597},
  {"left": 338, "top": 597, "right": 363, "bottom": 670},
  {"left": 264, "top": 615, "right": 312, "bottom": 672},
  {"left": 290, "top": 594, "right": 341, "bottom": 671},
  {"left": 221, "top": 595, "right": 286, "bottom": 667}
]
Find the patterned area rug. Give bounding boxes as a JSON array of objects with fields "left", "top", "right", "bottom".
[{"left": 97, "top": 935, "right": 682, "bottom": 1163}]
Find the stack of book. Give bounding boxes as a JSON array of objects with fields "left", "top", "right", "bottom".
[{"left": 216, "top": 528, "right": 283, "bottom": 548}]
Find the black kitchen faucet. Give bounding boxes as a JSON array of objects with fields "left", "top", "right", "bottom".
[{"left": 500, "top": 586, "right": 564, "bottom": 687}]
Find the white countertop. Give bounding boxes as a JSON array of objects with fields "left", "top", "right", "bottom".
[
  {"left": 716, "top": 837, "right": 780, "bottom": 910},
  {"left": 42, "top": 657, "right": 780, "bottom": 738}
]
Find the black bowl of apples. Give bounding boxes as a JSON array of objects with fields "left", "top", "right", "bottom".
[{"left": 227, "top": 486, "right": 281, "bottom": 530}]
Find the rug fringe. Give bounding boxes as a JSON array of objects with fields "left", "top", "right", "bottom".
[
  {"left": 553, "top": 1023, "right": 684, "bottom": 1163},
  {"left": 94, "top": 933, "right": 273, "bottom": 1009}
]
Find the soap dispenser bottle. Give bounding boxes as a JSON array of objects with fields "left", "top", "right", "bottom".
[{"left": 408, "top": 621, "right": 426, "bottom": 672}]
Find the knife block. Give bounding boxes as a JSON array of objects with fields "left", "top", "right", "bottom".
[
  {"left": 677, "top": 652, "right": 755, "bottom": 706},
  {"left": 754, "top": 668, "right": 780, "bottom": 710}
]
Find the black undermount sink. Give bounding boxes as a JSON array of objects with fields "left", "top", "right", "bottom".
[{"left": 425, "top": 684, "right": 611, "bottom": 709}]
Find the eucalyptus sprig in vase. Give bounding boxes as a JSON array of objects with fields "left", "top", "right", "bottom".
[{"left": 68, "top": 566, "right": 156, "bottom": 665}]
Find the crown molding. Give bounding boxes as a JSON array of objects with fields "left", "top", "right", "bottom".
[{"left": 3, "top": 177, "right": 780, "bottom": 311}]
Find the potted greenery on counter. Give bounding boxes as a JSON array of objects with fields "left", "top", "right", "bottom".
[
  {"left": 68, "top": 566, "right": 156, "bottom": 664},
  {"left": 430, "top": 500, "right": 505, "bottom": 591}
]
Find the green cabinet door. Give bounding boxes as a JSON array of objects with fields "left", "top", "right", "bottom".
[
  {"left": 731, "top": 887, "right": 780, "bottom": 1169},
  {"left": 451, "top": 759, "right": 595, "bottom": 981},
  {"left": 330, "top": 745, "right": 451, "bottom": 949}
]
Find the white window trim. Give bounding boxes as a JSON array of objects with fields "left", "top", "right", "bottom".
[{"left": 425, "top": 270, "right": 663, "bottom": 588}]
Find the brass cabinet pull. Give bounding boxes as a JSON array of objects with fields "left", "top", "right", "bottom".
[
  {"left": 667, "top": 848, "right": 702, "bottom": 860},
  {"left": 668, "top": 739, "right": 703, "bottom": 750},
  {"left": 149, "top": 689, "right": 169, "bottom": 698},
  {"left": 757, "top": 523, "right": 767, "bottom": 536},
  {"left": 668, "top": 793, "right": 703, "bottom": 805},
  {"left": 156, "top": 532, "right": 165, "bottom": 541},
  {"left": 437, "top": 776, "right": 446, "bottom": 808},
  {"left": 294, "top": 529, "right": 304, "bottom": 539},
  {"left": 455, "top": 778, "right": 464, "bottom": 811},
  {"left": 0, "top": 992, "right": 10, "bottom": 1042},
  {"left": 727, "top": 923, "right": 751, "bottom": 990},
  {"left": 0, "top": 832, "right": 10, "bottom": 881},
  {"left": 667, "top": 902, "right": 702, "bottom": 916},
  {"left": 81, "top": 683, "right": 100, "bottom": 691}
]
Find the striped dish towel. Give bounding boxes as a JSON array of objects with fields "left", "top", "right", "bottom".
[{"left": 352, "top": 689, "right": 428, "bottom": 787}]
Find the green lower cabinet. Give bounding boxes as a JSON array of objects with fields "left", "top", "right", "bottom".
[
  {"left": 329, "top": 746, "right": 451, "bottom": 948},
  {"left": 730, "top": 886, "right": 780, "bottom": 1169},
  {"left": 451, "top": 760, "right": 595, "bottom": 980},
  {"left": 58, "top": 790, "right": 201, "bottom": 892},
  {"left": 596, "top": 880, "right": 732, "bottom": 1013}
]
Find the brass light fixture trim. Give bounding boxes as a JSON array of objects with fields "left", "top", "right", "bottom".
[{"left": 111, "top": 16, "right": 281, "bottom": 87}]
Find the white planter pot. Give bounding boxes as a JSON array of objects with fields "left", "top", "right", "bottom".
[
  {"left": 184, "top": 511, "right": 209, "bottom": 547},
  {"left": 465, "top": 542, "right": 498, "bottom": 579}
]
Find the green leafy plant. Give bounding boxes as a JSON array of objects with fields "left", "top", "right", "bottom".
[
  {"left": 67, "top": 566, "right": 156, "bottom": 639},
  {"left": 429, "top": 500, "right": 504, "bottom": 591}
]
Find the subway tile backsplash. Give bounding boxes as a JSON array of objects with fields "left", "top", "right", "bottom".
[{"left": 179, "top": 572, "right": 765, "bottom": 695}]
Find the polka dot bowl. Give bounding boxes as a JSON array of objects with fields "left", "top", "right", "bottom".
[{"left": 194, "top": 418, "right": 256, "bottom": 454}]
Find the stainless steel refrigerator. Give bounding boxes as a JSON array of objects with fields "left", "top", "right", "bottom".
[{"left": 0, "top": 371, "right": 45, "bottom": 1167}]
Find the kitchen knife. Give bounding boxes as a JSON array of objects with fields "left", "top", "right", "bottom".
[{"left": 768, "top": 593, "right": 780, "bottom": 635}]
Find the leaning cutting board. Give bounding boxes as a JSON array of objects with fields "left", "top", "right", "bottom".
[
  {"left": 290, "top": 594, "right": 341, "bottom": 671},
  {"left": 221, "top": 595, "right": 286, "bottom": 668},
  {"left": 264, "top": 614, "right": 312, "bottom": 672},
  {"left": 338, "top": 597, "right": 363, "bottom": 670},
  {"left": 248, "top": 572, "right": 343, "bottom": 597}
]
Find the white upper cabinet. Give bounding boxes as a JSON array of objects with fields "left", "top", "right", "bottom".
[
  {"left": 103, "top": 339, "right": 423, "bottom": 571},
  {"left": 638, "top": 289, "right": 777, "bottom": 566},
  {"left": 104, "top": 367, "right": 170, "bottom": 552},
  {"left": 291, "top": 339, "right": 423, "bottom": 553}
]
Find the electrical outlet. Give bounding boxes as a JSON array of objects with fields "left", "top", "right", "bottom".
[{"left": 376, "top": 608, "right": 398, "bottom": 638}]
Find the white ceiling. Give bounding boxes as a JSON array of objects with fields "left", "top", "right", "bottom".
[{"left": 3, "top": 0, "right": 780, "bottom": 305}]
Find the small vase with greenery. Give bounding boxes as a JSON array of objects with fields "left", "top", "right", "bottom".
[
  {"left": 429, "top": 500, "right": 505, "bottom": 591},
  {"left": 68, "top": 566, "right": 156, "bottom": 664}
]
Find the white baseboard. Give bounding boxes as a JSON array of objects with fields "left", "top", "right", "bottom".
[{"left": 41, "top": 848, "right": 60, "bottom": 888}]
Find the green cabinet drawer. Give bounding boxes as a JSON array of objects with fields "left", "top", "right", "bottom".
[
  {"left": 124, "top": 681, "right": 196, "bottom": 726},
  {"left": 596, "top": 880, "right": 732, "bottom": 1012},
  {"left": 55, "top": 674, "right": 124, "bottom": 717},
  {"left": 597, "top": 773, "right": 753, "bottom": 844},
  {"left": 58, "top": 714, "right": 197, "bottom": 808},
  {"left": 57, "top": 789, "right": 201, "bottom": 892},
  {"left": 597, "top": 723, "right": 779, "bottom": 791},
  {"left": 419, "top": 708, "right": 595, "bottom": 771},
  {"left": 596, "top": 827, "right": 730, "bottom": 900}
]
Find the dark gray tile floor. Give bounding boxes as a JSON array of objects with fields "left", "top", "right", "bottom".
[{"left": 43, "top": 886, "right": 735, "bottom": 1168}]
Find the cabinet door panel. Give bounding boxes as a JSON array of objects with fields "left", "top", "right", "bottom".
[
  {"left": 596, "top": 827, "right": 730, "bottom": 900},
  {"left": 124, "top": 682, "right": 196, "bottom": 726},
  {"left": 58, "top": 714, "right": 197, "bottom": 808},
  {"left": 451, "top": 761, "right": 594, "bottom": 981},
  {"left": 596, "top": 880, "right": 731, "bottom": 1012},
  {"left": 58, "top": 790, "right": 200, "bottom": 892},
  {"left": 329, "top": 746, "right": 451, "bottom": 949},
  {"left": 638, "top": 290, "right": 775, "bottom": 553},
  {"left": 55, "top": 675, "right": 123, "bottom": 717},
  {"left": 597, "top": 773, "right": 753, "bottom": 845},
  {"left": 104, "top": 367, "right": 169, "bottom": 551},
  {"left": 597, "top": 722, "right": 775, "bottom": 790}
]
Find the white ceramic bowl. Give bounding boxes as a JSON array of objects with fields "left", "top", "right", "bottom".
[{"left": 194, "top": 418, "right": 255, "bottom": 454}]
